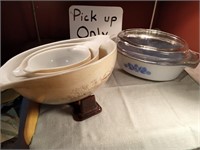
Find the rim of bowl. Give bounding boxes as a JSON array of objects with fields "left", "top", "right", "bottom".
[{"left": 24, "top": 45, "right": 92, "bottom": 72}]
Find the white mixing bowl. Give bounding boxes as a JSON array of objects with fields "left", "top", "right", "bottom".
[{"left": 13, "top": 45, "right": 91, "bottom": 76}]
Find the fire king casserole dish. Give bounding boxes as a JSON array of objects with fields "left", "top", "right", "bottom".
[
  {"left": 0, "top": 36, "right": 117, "bottom": 104},
  {"left": 117, "top": 28, "right": 199, "bottom": 81}
]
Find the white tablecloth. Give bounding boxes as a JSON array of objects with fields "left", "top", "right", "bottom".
[{"left": 30, "top": 64, "right": 200, "bottom": 150}]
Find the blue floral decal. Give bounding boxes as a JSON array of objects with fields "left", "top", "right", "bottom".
[{"left": 124, "top": 63, "right": 151, "bottom": 75}]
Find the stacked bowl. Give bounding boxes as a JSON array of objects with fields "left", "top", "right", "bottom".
[
  {"left": 13, "top": 45, "right": 93, "bottom": 77},
  {"left": 0, "top": 35, "right": 117, "bottom": 104}
]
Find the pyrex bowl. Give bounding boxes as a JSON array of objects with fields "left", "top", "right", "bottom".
[
  {"left": 12, "top": 36, "right": 108, "bottom": 77},
  {"left": 24, "top": 40, "right": 101, "bottom": 77},
  {"left": 25, "top": 46, "right": 91, "bottom": 71},
  {"left": 0, "top": 36, "right": 117, "bottom": 104},
  {"left": 117, "top": 28, "right": 199, "bottom": 81},
  {"left": 13, "top": 45, "right": 91, "bottom": 77}
]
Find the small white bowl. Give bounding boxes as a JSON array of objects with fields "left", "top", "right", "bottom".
[
  {"left": 25, "top": 45, "right": 91, "bottom": 72},
  {"left": 12, "top": 35, "right": 110, "bottom": 77},
  {"left": 13, "top": 37, "right": 107, "bottom": 77}
]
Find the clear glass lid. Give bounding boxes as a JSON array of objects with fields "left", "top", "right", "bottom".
[
  {"left": 118, "top": 28, "right": 189, "bottom": 52},
  {"left": 117, "top": 29, "right": 199, "bottom": 66}
]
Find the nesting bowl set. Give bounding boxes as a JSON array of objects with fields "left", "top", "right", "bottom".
[
  {"left": 0, "top": 35, "right": 117, "bottom": 104},
  {"left": 13, "top": 45, "right": 92, "bottom": 77}
]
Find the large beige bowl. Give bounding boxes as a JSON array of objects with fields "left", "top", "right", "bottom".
[{"left": 0, "top": 37, "right": 117, "bottom": 104}]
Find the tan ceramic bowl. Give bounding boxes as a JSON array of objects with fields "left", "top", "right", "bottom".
[{"left": 0, "top": 37, "right": 117, "bottom": 104}]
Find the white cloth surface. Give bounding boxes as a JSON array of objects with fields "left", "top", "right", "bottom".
[
  {"left": 185, "top": 63, "right": 200, "bottom": 85},
  {"left": 30, "top": 64, "right": 200, "bottom": 150}
]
